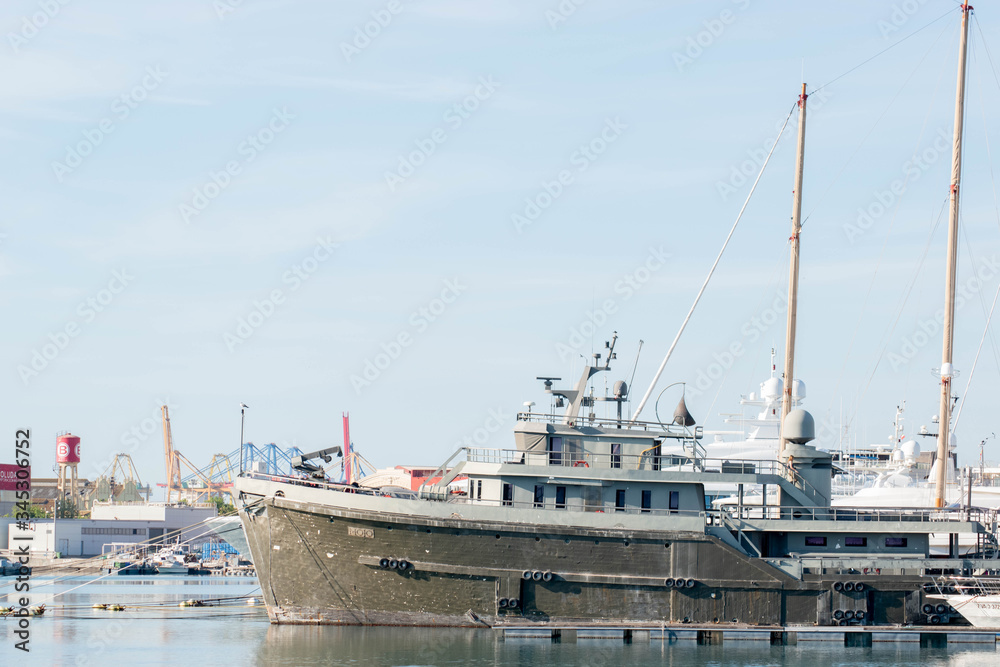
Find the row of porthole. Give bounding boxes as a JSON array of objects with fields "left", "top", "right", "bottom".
[
  {"left": 665, "top": 578, "right": 697, "bottom": 588},
  {"left": 832, "top": 581, "right": 866, "bottom": 592},
  {"left": 922, "top": 603, "right": 956, "bottom": 615},
  {"left": 522, "top": 570, "right": 554, "bottom": 582},
  {"left": 378, "top": 558, "right": 411, "bottom": 571},
  {"left": 833, "top": 609, "right": 867, "bottom": 621}
]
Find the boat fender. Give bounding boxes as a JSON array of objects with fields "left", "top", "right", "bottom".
[
  {"left": 498, "top": 598, "right": 508, "bottom": 608},
  {"left": 522, "top": 570, "right": 532, "bottom": 580},
  {"left": 853, "top": 582, "right": 865, "bottom": 592},
  {"left": 838, "top": 619, "right": 847, "bottom": 626},
  {"left": 397, "top": 560, "right": 411, "bottom": 571},
  {"left": 507, "top": 598, "right": 519, "bottom": 609},
  {"left": 379, "top": 558, "right": 390, "bottom": 569},
  {"left": 929, "top": 615, "right": 941, "bottom": 625},
  {"left": 855, "top": 610, "right": 866, "bottom": 622},
  {"left": 542, "top": 571, "right": 553, "bottom": 582},
  {"left": 388, "top": 559, "right": 398, "bottom": 569},
  {"left": 935, "top": 604, "right": 947, "bottom": 614},
  {"left": 922, "top": 604, "right": 934, "bottom": 614},
  {"left": 833, "top": 610, "right": 844, "bottom": 620},
  {"left": 532, "top": 571, "right": 543, "bottom": 581},
  {"left": 844, "top": 610, "right": 855, "bottom": 620},
  {"left": 922, "top": 583, "right": 935, "bottom": 592},
  {"left": 674, "top": 578, "right": 686, "bottom": 588},
  {"left": 685, "top": 579, "right": 696, "bottom": 588},
  {"left": 833, "top": 582, "right": 844, "bottom": 592},
  {"left": 844, "top": 582, "right": 855, "bottom": 592},
  {"left": 664, "top": 579, "right": 674, "bottom": 588}
]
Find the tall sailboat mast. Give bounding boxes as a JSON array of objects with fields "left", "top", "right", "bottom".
[
  {"left": 934, "top": 4, "right": 973, "bottom": 508},
  {"left": 780, "top": 83, "right": 808, "bottom": 456}
]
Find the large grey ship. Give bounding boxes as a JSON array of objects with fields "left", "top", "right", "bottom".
[
  {"left": 234, "top": 342, "right": 999, "bottom": 627},
  {"left": 235, "top": 5, "right": 995, "bottom": 629}
]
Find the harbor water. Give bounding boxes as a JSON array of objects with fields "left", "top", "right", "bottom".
[{"left": 3, "top": 576, "right": 999, "bottom": 666}]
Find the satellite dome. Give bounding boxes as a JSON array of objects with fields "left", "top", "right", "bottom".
[
  {"left": 791, "top": 379, "right": 806, "bottom": 400},
  {"left": 782, "top": 409, "right": 815, "bottom": 444},
  {"left": 761, "top": 377, "right": 783, "bottom": 401}
]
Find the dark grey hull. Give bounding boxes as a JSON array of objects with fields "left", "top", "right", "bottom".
[{"left": 238, "top": 485, "right": 956, "bottom": 627}]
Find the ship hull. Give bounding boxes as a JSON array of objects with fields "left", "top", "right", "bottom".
[{"left": 237, "top": 477, "right": 953, "bottom": 627}]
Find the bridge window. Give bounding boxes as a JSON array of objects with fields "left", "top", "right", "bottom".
[
  {"left": 502, "top": 483, "right": 513, "bottom": 507},
  {"left": 641, "top": 490, "right": 651, "bottom": 513},
  {"left": 549, "top": 436, "right": 564, "bottom": 466},
  {"left": 804, "top": 536, "right": 827, "bottom": 547},
  {"left": 611, "top": 443, "right": 622, "bottom": 469},
  {"left": 555, "top": 486, "right": 566, "bottom": 509},
  {"left": 669, "top": 491, "right": 679, "bottom": 511},
  {"left": 651, "top": 441, "right": 662, "bottom": 471},
  {"left": 615, "top": 489, "right": 626, "bottom": 512},
  {"left": 885, "top": 537, "right": 907, "bottom": 548},
  {"left": 846, "top": 536, "right": 867, "bottom": 547},
  {"left": 534, "top": 485, "right": 544, "bottom": 508},
  {"left": 476, "top": 480, "right": 482, "bottom": 500}
]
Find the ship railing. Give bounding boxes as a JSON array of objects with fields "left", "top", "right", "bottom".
[
  {"left": 723, "top": 503, "right": 999, "bottom": 525},
  {"left": 515, "top": 411, "right": 702, "bottom": 440},
  {"left": 928, "top": 575, "right": 1000, "bottom": 596},
  {"left": 466, "top": 447, "right": 789, "bottom": 476},
  {"left": 243, "top": 471, "right": 418, "bottom": 499}
]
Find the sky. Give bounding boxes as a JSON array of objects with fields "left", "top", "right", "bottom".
[{"left": 4, "top": 0, "right": 1000, "bottom": 496}]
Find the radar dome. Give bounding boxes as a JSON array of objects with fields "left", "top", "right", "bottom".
[
  {"left": 782, "top": 409, "right": 815, "bottom": 444},
  {"left": 791, "top": 379, "right": 806, "bottom": 400},
  {"left": 761, "top": 377, "right": 783, "bottom": 401},
  {"left": 900, "top": 440, "right": 920, "bottom": 463}
]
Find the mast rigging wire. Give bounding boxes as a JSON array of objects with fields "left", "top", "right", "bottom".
[{"left": 630, "top": 103, "right": 795, "bottom": 422}]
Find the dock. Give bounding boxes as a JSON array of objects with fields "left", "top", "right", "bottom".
[{"left": 494, "top": 624, "right": 1000, "bottom": 647}]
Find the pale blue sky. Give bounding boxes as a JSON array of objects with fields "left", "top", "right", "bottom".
[{"left": 4, "top": 0, "right": 1000, "bottom": 493}]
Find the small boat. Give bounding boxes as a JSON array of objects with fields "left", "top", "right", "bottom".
[{"left": 925, "top": 577, "right": 1000, "bottom": 627}]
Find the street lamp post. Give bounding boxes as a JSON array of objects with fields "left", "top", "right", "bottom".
[{"left": 239, "top": 403, "right": 249, "bottom": 475}]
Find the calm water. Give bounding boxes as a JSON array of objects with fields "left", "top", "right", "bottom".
[{"left": 2, "top": 576, "right": 998, "bottom": 666}]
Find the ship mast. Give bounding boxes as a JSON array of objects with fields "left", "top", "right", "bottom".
[
  {"left": 779, "top": 83, "right": 808, "bottom": 456},
  {"left": 934, "top": 4, "right": 973, "bottom": 508}
]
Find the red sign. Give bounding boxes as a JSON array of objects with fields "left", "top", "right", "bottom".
[{"left": 0, "top": 464, "right": 28, "bottom": 491}]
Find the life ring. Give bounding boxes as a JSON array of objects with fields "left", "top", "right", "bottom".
[{"left": 573, "top": 461, "right": 589, "bottom": 467}]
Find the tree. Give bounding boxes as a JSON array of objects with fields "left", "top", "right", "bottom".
[
  {"left": 210, "top": 496, "right": 236, "bottom": 516},
  {"left": 4, "top": 503, "right": 47, "bottom": 519},
  {"left": 57, "top": 499, "right": 78, "bottom": 519}
]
